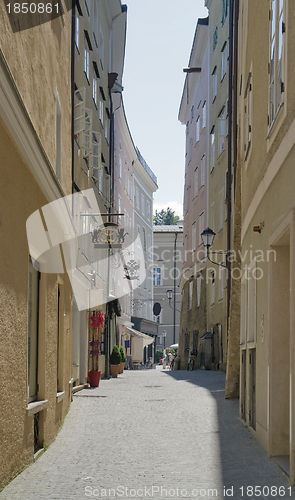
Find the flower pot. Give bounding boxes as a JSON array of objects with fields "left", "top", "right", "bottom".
[
  {"left": 110, "top": 364, "right": 120, "bottom": 378},
  {"left": 119, "top": 361, "right": 125, "bottom": 374},
  {"left": 88, "top": 370, "right": 101, "bottom": 387}
]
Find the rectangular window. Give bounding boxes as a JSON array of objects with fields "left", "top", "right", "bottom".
[
  {"left": 191, "top": 105, "right": 194, "bottom": 122},
  {"left": 92, "top": 76, "right": 98, "bottom": 106},
  {"left": 99, "top": 100, "right": 104, "bottom": 126},
  {"left": 219, "top": 188, "right": 224, "bottom": 231},
  {"left": 119, "top": 156, "right": 122, "bottom": 178},
  {"left": 84, "top": 42, "right": 90, "bottom": 81},
  {"left": 85, "top": 0, "right": 90, "bottom": 15},
  {"left": 93, "top": 0, "right": 98, "bottom": 46},
  {"left": 188, "top": 280, "right": 193, "bottom": 310},
  {"left": 142, "top": 227, "right": 146, "bottom": 251},
  {"left": 75, "top": 13, "right": 79, "bottom": 50},
  {"left": 211, "top": 202, "right": 215, "bottom": 232},
  {"left": 141, "top": 194, "right": 145, "bottom": 214},
  {"left": 210, "top": 128, "right": 215, "bottom": 171},
  {"left": 135, "top": 187, "right": 140, "bottom": 207},
  {"left": 211, "top": 270, "right": 215, "bottom": 305},
  {"left": 222, "top": 0, "right": 228, "bottom": 25},
  {"left": 219, "top": 268, "right": 224, "bottom": 300},
  {"left": 147, "top": 200, "right": 151, "bottom": 220},
  {"left": 269, "top": 0, "right": 285, "bottom": 126},
  {"left": 197, "top": 275, "right": 202, "bottom": 307},
  {"left": 153, "top": 267, "right": 162, "bottom": 286},
  {"left": 212, "top": 67, "right": 217, "bottom": 100},
  {"left": 201, "top": 155, "right": 205, "bottom": 186},
  {"left": 199, "top": 212, "right": 204, "bottom": 246},
  {"left": 90, "top": 131, "right": 101, "bottom": 179},
  {"left": 194, "top": 167, "right": 198, "bottom": 197},
  {"left": 218, "top": 107, "right": 227, "bottom": 156},
  {"left": 202, "top": 101, "right": 206, "bottom": 129},
  {"left": 99, "top": 27, "right": 104, "bottom": 70},
  {"left": 28, "top": 258, "right": 40, "bottom": 402},
  {"left": 245, "top": 74, "right": 252, "bottom": 159},
  {"left": 196, "top": 116, "right": 200, "bottom": 143},
  {"left": 55, "top": 96, "right": 62, "bottom": 183},
  {"left": 188, "top": 137, "right": 193, "bottom": 163},
  {"left": 221, "top": 42, "right": 228, "bottom": 80},
  {"left": 192, "top": 221, "right": 196, "bottom": 252}
]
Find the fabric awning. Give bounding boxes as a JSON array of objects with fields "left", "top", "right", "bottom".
[{"left": 125, "top": 327, "right": 154, "bottom": 347}]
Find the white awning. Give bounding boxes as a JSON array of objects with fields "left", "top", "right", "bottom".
[{"left": 125, "top": 327, "right": 154, "bottom": 348}]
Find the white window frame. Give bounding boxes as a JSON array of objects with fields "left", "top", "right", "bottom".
[
  {"left": 92, "top": 76, "right": 98, "bottom": 107},
  {"left": 202, "top": 101, "right": 206, "bottom": 129},
  {"left": 210, "top": 128, "right": 215, "bottom": 171},
  {"left": 153, "top": 266, "right": 162, "bottom": 286},
  {"left": 212, "top": 67, "right": 217, "bottom": 101},
  {"left": 201, "top": 155, "right": 205, "bottom": 187},
  {"left": 84, "top": 41, "right": 90, "bottom": 81},
  {"left": 269, "top": 0, "right": 285, "bottom": 127},
  {"left": 221, "top": 42, "right": 228, "bottom": 80},
  {"left": 75, "top": 12, "right": 79, "bottom": 50},
  {"left": 218, "top": 107, "right": 227, "bottom": 156},
  {"left": 99, "top": 27, "right": 104, "bottom": 70},
  {"left": 196, "top": 116, "right": 200, "bottom": 143}
]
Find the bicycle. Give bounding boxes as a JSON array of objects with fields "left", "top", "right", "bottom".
[{"left": 187, "top": 350, "right": 197, "bottom": 371}]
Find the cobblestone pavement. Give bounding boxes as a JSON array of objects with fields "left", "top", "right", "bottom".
[{"left": 1, "top": 367, "right": 294, "bottom": 500}]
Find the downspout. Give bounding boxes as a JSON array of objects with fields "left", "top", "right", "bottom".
[
  {"left": 226, "top": 0, "right": 234, "bottom": 330},
  {"left": 71, "top": 0, "right": 75, "bottom": 198}
]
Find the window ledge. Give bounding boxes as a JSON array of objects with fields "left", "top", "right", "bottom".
[
  {"left": 56, "top": 391, "right": 65, "bottom": 403},
  {"left": 26, "top": 399, "right": 49, "bottom": 417}
]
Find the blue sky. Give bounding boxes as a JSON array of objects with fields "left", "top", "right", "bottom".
[{"left": 122, "top": 0, "right": 208, "bottom": 218}]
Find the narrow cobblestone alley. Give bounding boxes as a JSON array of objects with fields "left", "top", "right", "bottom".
[{"left": 1, "top": 368, "right": 293, "bottom": 500}]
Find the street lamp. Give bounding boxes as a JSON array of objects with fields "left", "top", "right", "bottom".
[
  {"left": 200, "top": 227, "right": 227, "bottom": 268},
  {"left": 166, "top": 289, "right": 173, "bottom": 301}
]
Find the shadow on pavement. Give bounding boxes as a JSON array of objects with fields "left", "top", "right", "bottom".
[{"left": 162, "top": 369, "right": 293, "bottom": 499}]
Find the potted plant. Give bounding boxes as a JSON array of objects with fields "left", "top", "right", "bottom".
[
  {"left": 110, "top": 345, "right": 121, "bottom": 378},
  {"left": 119, "top": 345, "right": 126, "bottom": 374},
  {"left": 88, "top": 311, "right": 104, "bottom": 387}
]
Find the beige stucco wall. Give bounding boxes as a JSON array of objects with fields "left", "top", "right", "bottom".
[{"left": 0, "top": 7, "right": 72, "bottom": 195}]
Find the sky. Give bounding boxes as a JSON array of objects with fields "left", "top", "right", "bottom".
[{"left": 122, "top": 0, "right": 208, "bottom": 218}]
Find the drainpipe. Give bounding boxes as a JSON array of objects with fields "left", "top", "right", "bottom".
[
  {"left": 71, "top": 0, "right": 75, "bottom": 198},
  {"left": 226, "top": 0, "right": 235, "bottom": 330}
]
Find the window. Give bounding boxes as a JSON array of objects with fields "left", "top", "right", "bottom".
[
  {"left": 135, "top": 187, "right": 140, "bottom": 207},
  {"left": 191, "top": 105, "right": 194, "bottom": 122},
  {"left": 202, "top": 101, "right": 206, "bottom": 129},
  {"left": 142, "top": 227, "right": 146, "bottom": 251},
  {"left": 118, "top": 195, "right": 121, "bottom": 221},
  {"left": 213, "top": 26, "right": 218, "bottom": 50},
  {"left": 219, "top": 188, "right": 224, "bottom": 231},
  {"left": 92, "top": 76, "right": 98, "bottom": 106},
  {"left": 93, "top": 0, "right": 98, "bottom": 46},
  {"left": 188, "top": 280, "right": 193, "bottom": 309},
  {"left": 211, "top": 270, "right": 215, "bottom": 305},
  {"left": 75, "top": 13, "right": 79, "bottom": 50},
  {"left": 84, "top": 42, "right": 90, "bottom": 81},
  {"left": 221, "top": 42, "right": 228, "bottom": 80},
  {"left": 196, "top": 116, "right": 200, "bottom": 143},
  {"left": 146, "top": 200, "right": 151, "bottom": 220},
  {"left": 245, "top": 74, "right": 252, "bottom": 158},
  {"left": 90, "top": 131, "right": 101, "bottom": 179},
  {"left": 201, "top": 155, "right": 205, "bottom": 186},
  {"left": 247, "top": 261, "right": 257, "bottom": 342},
  {"left": 269, "top": 0, "right": 285, "bottom": 126},
  {"left": 85, "top": 0, "right": 90, "bottom": 15},
  {"left": 119, "top": 156, "right": 122, "bottom": 178},
  {"left": 212, "top": 67, "right": 217, "bottom": 100},
  {"left": 210, "top": 127, "right": 215, "bottom": 171},
  {"left": 99, "top": 27, "right": 104, "bottom": 69},
  {"left": 74, "top": 87, "right": 86, "bottom": 136},
  {"left": 99, "top": 100, "right": 104, "bottom": 126},
  {"left": 186, "top": 121, "right": 189, "bottom": 135},
  {"left": 28, "top": 258, "right": 40, "bottom": 401},
  {"left": 194, "top": 167, "right": 198, "bottom": 197},
  {"left": 222, "top": 0, "right": 228, "bottom": 25},
  {"left": 219, "top": 268, "right": 224, "bottom": 300},
  {"left": 211, "top": 202, "right": 215, "bottom": 232},
  {"left": 199, "top": 212, "right": 204, "bottom": 246},
  {"left": 218, "top": 107, "right": 227, "bottom": 156},
  {"left": 55, "top": 96, "right": 62, "bottom": 183},
  {"left": 153, "top": 267, "right": 162, "bottom": 286},
  {"left": 192, "top": 222, "right": 196, "bottom": 252},
  {"left": 141, "top": 194, "right": 145, "bottom": 214},
  {"left": 197, "top": 275, "right": 202, "bottom": 307}
]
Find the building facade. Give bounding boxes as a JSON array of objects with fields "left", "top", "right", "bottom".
[
  {"left": 0, "top": 3, "right": 72, "bottom": 488},
  {"left": 153, "top": 225, "right": 183, "bottom": 351},
  {"left": 73, "top": 0, "right": 127, "bottom": 382},
  {"left": 237, "top": 0, "right": 295, "bottom": 484},
  {"left": 178, "top": 17, "right": 209, "bottom": 370}
]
